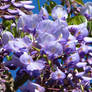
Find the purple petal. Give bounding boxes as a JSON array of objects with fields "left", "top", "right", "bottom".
[
  {"left": 80, "top": 2, "right": 92, "bottom": 20},
  {"left": 12, "top": 2, "right": 23, "bottom": 8},
  {"left": 82, "top": 76, "right": 92, "bottom": 81},
  {"left": 78, "top": 44, "right": 88, "bottom": 57},
  {"left": 23, "top": 5, "right": 35, "bottom": 10},
  {"left": 0, "top": 5, "right": 10, "bottom": 10},
  {"left": 50, "top": 68, "right": 66, "bottom": 80},
  {"left": 88, "top": 46, "right": 92, "bottom": 52},
  {"left": 76, "top": 72, "right": 85, "bottom": 77},
  {"left": 3, "top": 15, "right": 15, "bottom": 20},
  {"left": 76, "top": 62, "right": 87, "bottom": 68},
  {"left": 20, "top": 81, "right": 45, "bottom": 92},
  {"left": 66, "top": 52, "right": 80, "bottom": 65},
  {"left": 1, "top": 31, "right": 14, "bottom": 45},
  {"left": 36, "top": 32, "right": 56, "bottom": 46},
  {"left": 27, "top": 61, "right": 45, "bottom": 71},
  {"left": 87, "top": 58, "right": 92, "bottom": 65},
  {"left": 39, "top": 7, "right": 49, "bottom": 19},
  {"left": 83, "top": 37, "right": 92, "bottom": 44},
  {"left": 64, "top": 41, "right": 76, "bottom": 54},
  {"left": 51, "top": 5, "right": 68, "bottom": 20},
  {"left": 7, "top": 9, "right": 19, "bottom": 15},
  {"left": 3, "top": 0, "right": 10, "bottom": 2},
  {"left": 43, "top": 41, "right": 63, "bottom": 57},
  {"left": 19, "top": 52, "right": 33, "bottom": 65},
  {"left": 17, "top": 14, "right": 42, "bottom": 33},
  {"left": 20, "top": 1, "right": 32, "bottom": 5}
]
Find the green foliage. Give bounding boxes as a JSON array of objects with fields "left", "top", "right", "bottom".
[
  {"left": 67, "top": 15, "right": 87, "bottom": 25},
  {"left": 75, "top": 0, "right": 84, "bottom": 6},
  {"left": 2, "top": 20, "right": 13, "bottom": 31},
  {"left": 87, "top": 21, "right": 92, "bottom": 37},
  {"left": 49, "top": 1, "right": 57, "bottom": 9},
  {"left": 44, "top": 0, "right": 57, "bottom": 15}
]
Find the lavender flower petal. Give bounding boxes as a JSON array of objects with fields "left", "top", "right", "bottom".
[
  {"left": 80, "top": 2, "right": 92, "bottom": 20},
  {"left": 51, "top": 5, "right": 68, "bottom": 20},
  {"left": 3, "top": 15, "right": 15, "bottom": 20},
  {"left": 39, "top": 7, "right": 49, "bottom": 19},
  {"left": 20, "top": 1, "right": 32, "bottom": 5},
  {"left": 23, "top": 5, "right": 35, "bottom": 10},
  {"left": 83, "top": 37, "right": 92, "bottom": 44},
  {"left": 50, "top": 68, "right": 66, "bottom": 80},
  {"left": 7, "top": 9, "right": 19, "bottom": 15},
  {"left": 19, "top": 52, "right": 33, "bottom": 65},
  {"left": 76, "top": 62, "right": 87, "bottom": 68},
  {"left": 1, "top": 31, "right": 14, "bottom": 45},
  {"left": 0, "top": 5, "right": 10, "bottom": 10}
]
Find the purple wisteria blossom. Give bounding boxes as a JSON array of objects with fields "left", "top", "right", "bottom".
[
  {"left": 65, "top": 52, "right": 80, "bottom": 66},
  {"left": 68, "top": 22, "right": 88, "bottom": 41},
  {"left": 19, "top": 52, "right": 45, "bottom": 71},
  {"left": 42, "top": 41, "right": 63, "bottom": 57},
  {"left": 64, "top": 41, "right": 76, "bottom": 54},
  {"left": 20, "top": 81, "right": 45, "bottom": 92},
  {"left": 78, "top": 44, "right": 88, "bottom": 57},
  {"left": 1, "top": 31, "right": 14, "bottom": 45},
  {"left": 83, "top": 37, "right": 92, "bottom": 44},
  {"left": 0, "top": 0, "right": 92, "bottom": 92},
  {"left": 4, "top": 37, "right": 32, "bottom": 52},
  {"left": 17, "top": 14, "right": 42, "bottom": 33},
  {"left": 76, "top": 62, "right": 87, "bottom": 68},
  {"left": 51, "top": 5, "right": 68, "bottom": 20},
  {"left": 39, "top": 7, "right": 49, "bottom": 19},
  {"left": 50, "top": 68, "right": 66, "bottom": 80},
  {"left": 80, "top": 2, "right": 92, "bottom": 20}
]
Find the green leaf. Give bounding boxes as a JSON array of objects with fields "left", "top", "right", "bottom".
[
  {"left": 75, "top": 0, "right": 84, "bottom": 6},
  {"left": 50, "top": 1, "right": 57, "bottom": 9},
  {"left": 67, "top": 15, "right": 87, "bottom": 25},
  {"left": 45, "top": 4, "right": 52, "bottom": 15},
  {"left": 87, "top": 21, "right": 92, "bottom": 37}
]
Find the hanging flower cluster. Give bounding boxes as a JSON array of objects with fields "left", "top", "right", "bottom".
[
  {"left": 0, "top": 0, "right": 34, "bottom": 20},
  {"left": 0, "top": 0, "right": 92, "bottom": 92}
]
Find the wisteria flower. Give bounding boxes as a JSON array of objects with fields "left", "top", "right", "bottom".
[
  {"left": 76, "top": 62, "right": 87, "bottom": 68},
  {"left": 36, "top": 32, "right": 56, "bottom": 47},
  {"left": 19, "top": 52, "right": 33, "bottom": 65},
  {"left": 17, "top": 14, "right": 42, "bottom": 33},
  {"left": 27, "top": 60, "right": 45, "bottom": 71},
  {"left": 75, "top": 72, "right": 85, "bottom": 77},
  {"left": 64, "top": 41, "right": 76, "bottom": 54},
  {"left": 20, "top": 1, "right": 32, "bottom": 5},
  {"left": 4, "top": 54, "right": 23, "bottom": 69},
  {"left": 39, "top": 7, "right": 49, "bottom": 19},
  {"left": 78, "top": 44, "right": 88, "bottom": 57},
  {"left": 1, "top": 31, "right": 14, "bottom": 45},
  {"left": 83, "top": 37, "right": 92, "bottom": 44},
  {"left": 4, "top": 37, "right": 31, "bottom": 52},
  {"left": 36, "top": 19, "right": 54, "bottom": 34},
  {"left": 51, "top": 5, "right": 68, "bottom": 20},
  {"left": 87, "top": 58, "right": 92, "bottom": 65},
  {"left": 19, "top": 52, "right": 45, "bottom": 71},
  {"left": 50, "top": 68, "right": 66, "bottom": 80},
  {"left": 82, "top": 76, "right": 92, "bottom": 81},
  {"left": 20, "top": 81, "right": 45, "bottom": 92},
  {"left": 68, "top": 22, "right": 88, "bottom": 41},
  {"left": 68, "top": 33, "right": 77, "bottom": 42},
  {"left": 36, "top": 19, "right": 69, "bottom": 40},
  {"left": 0, "top": 4, "right": 10, "bottom": 10},
  {"left": 80, "top": 2, "right": 92, "bottom": 20},
  {"left": 43, "top": 41, "right": 63, "bottom": 57},
  {"left": 65, "top": 52, "right": 80, "bottom": 66}
]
